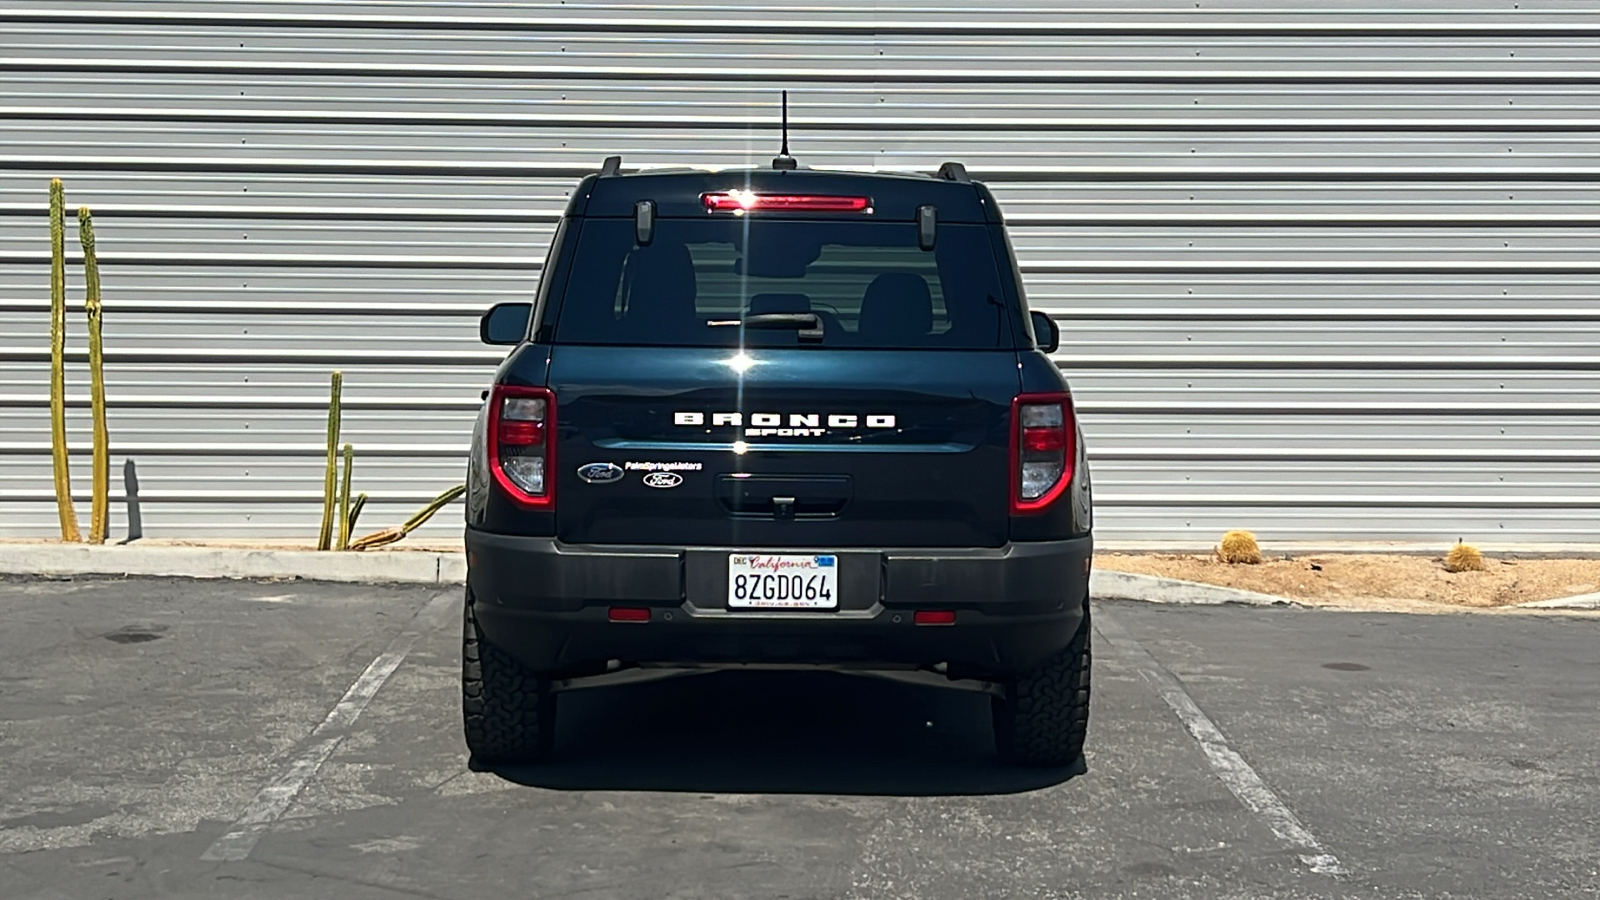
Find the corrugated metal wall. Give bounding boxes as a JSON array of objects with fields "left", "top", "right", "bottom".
[{"left": 3, "top": 1, "right": 1598, "bottom": 544}]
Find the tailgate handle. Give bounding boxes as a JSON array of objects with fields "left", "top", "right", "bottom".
[{"left": 715, "top": 475, "right": 851, "bottom": 519}]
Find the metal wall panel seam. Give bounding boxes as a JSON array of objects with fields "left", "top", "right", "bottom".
[
  {"left": 0, "top": 442, "right": 464, "bottom": 456},
  {"left": 12, "top": 208, "right": 1600, "bottom": 227},
  {"left": 0, "top": 302, "right": 505, "bottom": 314},
  {"left": 0, "top": 204, "right": 559, "bottom": 221},
  {"left": 1042, "top": 310, "right": 1600, "bottom": 320},
  {"left": 12, "top": 58, "right": 1600, "bottom": 85},
  {"left": 14, "top": 158, "right": 1600, "bottom": 182},
  {"left": 0, "top": 349, "right": 504, "bottom": 363},
  {"left": 0, "top": 396, "right": 481, "bottom": 410},
  {"left": 13, "top": 256, "right": 1600, "bottom": 274},
  {"left": 0, "top": 252, "right": 536, "bottom": 267},
  {"left": 8, "top": 108, "right": 1600, "bottom": 133},
  {"left": 6, "top": 9, "right": 1600, "bottom": 38}
]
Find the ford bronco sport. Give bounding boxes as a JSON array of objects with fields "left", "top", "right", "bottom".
[{"left": 465, "top": 156, "right": 1092, "bottom": 768}]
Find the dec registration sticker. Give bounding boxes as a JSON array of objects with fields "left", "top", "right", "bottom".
[{"left": 727, "top": 554, "right": 839, "bottom": 610}]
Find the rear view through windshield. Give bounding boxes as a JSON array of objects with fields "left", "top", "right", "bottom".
[{"left": 552, "top": 219, "right": 1012, "bottom": 349}]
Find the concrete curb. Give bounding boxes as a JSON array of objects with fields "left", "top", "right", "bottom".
[
  {"left": 0, "top": 545, "right": 1292, "bottom": 605},
  {"left": 1090, "top": 570, "right": 1293, "bottom": 606},
  {"left": 0, "top": 544, "right": 1296, "bottom": 605},
  {"left": 0, "top": 544, "right": 466, "bottom": 585},
  {"left": 2, "top": 545, "right": 1595, "bottom": 610},
  {"left": 1516, "top": 591, "right": 1600, "bottom": 610}
]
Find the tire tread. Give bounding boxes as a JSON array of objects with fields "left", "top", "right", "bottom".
[
  {"left": 993, "top": 601, "right": 1092, "bottom": 767},
  {"left": 462, "top": 589, "right": 554, "bottom": 765}
]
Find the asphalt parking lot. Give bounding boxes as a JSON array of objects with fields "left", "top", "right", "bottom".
[{"left": 0, "top": 577, "right": 1596, "bottom": 900}]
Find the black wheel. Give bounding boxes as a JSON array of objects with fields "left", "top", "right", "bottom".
[
  {"left": 462, "top": 588, "right": 556, "bottom": 766},
  {"left": 992, "top": 599, "right": 1091, "bottom": 768}
]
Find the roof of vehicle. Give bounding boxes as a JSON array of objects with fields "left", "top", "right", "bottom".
[{"left": 568, "top": 163, "right": 1001, "bottom": 223}]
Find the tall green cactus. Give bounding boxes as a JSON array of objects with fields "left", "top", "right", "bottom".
[
  {"left": 336, "top": 443, "right": 354, "bottom": 550},
  {"left": 79, "top": 206, "right": 110, "bottom": 544},
  {"left": 316, "top": 371, "right": 343, "bottom": 550},
  {"left": 48, "top": 179, "right": 81, "bottom": 542}
]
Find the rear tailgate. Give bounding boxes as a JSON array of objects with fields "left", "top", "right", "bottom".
[{"left": 550, "top": 346, "right": 1019, "bottom": 548}]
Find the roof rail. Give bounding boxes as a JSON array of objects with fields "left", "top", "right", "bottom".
[
  {"left": 935, "top": 161, "right": 969, "bottom": 183},
  {"left": 599, "top": 155, "right": 622, "bottom": 177}
]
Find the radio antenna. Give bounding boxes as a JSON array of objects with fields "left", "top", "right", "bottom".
[{"left": 772, "top": 90, "right": 797, "bottom": 170}]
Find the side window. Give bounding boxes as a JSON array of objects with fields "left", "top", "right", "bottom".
[
  {"left": 530, "top": 218, "right": 570, "bottom": 342},
  {"left": 994, "top": 226, "right": 1033, "bottom": 347}
]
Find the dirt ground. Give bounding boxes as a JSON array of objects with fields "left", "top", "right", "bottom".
[{"left": 1097, "top": 551, "right": 1600, "bottom": 609}]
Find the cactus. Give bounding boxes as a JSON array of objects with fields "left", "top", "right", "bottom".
[
  {"left": 336, "top": 443, "right": 354, "bottom": 550},
  {"left": 348, "top": 525, "right": 404, "bottom": 553},
  {"left": 348, "top": 484, "right": 466, "bottom": 551},
  {"left": 316, "top": 371, "right": 342, "bottom": 550},
  {"left": 402, "top": 483, "right": 466, "bottom": 532},
  {"left": 79, "top": 206, "right": 110, "bottom": 544},
  {"left": 1444, "top": 541, "right": 1486, "bottom": 573},
  {"left": 1216, "top": 529, "right": 1263, "bottom": 565},
  {"left": 48, "top": 179, "right": 81, "bottom": 542},
  {"left": 346, "top": 492, "right": 367, "bottom": 538}
]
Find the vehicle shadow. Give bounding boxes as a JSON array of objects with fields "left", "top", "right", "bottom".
[{"left": 489, "top": 670, "right": 1083, "bottom": 796}]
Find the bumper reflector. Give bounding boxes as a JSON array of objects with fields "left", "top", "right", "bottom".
[
  {"left": 913, "top": 610, "right": 956, "bottom": 626},
  {"left": 608, "top": 607, "right": 651, "bottom": 623}
]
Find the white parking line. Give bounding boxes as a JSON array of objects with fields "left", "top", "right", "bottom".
[
  {"left": 201, "top": 588, "right": 458, "bottom": 862},
  {"left": 1095, "top": 609, "right": 1349, "bottom": 877}
]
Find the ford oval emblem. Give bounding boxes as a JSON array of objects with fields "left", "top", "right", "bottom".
[
  {"left": 576, "top": 462, "right": 624, "bottom": 484},
  {"left": 642, "top": 471, "right": 683, "bottom": 489}
]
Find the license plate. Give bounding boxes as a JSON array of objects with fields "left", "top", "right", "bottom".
[{"left": 727, "top": 554, "right": 839, "bottom": 609}]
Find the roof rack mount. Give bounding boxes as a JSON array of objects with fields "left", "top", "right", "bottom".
[{"left": 935, "top": 161, "right": 969, "bottom": 183}]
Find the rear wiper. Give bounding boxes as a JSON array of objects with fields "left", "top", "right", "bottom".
[{"left": 707, "top": 312, "right": 824, "bottom": 342}]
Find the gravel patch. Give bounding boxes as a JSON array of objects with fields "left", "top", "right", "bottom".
[{"left": 1097, "top": 552, "right": 1600, "bottom": 609}]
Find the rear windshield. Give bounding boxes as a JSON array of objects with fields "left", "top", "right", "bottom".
[{"left": 551, "top": 218, "right": 1012, "bottom": 349}]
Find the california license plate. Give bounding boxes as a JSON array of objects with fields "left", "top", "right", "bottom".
[{"left": 727, "top": 554, "right": 839, "bottom": 609}]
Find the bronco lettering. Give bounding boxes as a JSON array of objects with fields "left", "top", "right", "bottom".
[{"left": 673, "top": 411, "right": 896, "bottom": 433}]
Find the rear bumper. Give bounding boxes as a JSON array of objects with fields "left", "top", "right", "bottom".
[{"left": 464, "top": 528, "right": 1091, "bottom": 679}]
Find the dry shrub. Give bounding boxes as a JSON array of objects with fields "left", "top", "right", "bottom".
[
  {"left": 1444, "top": 541, "right": 1486, "bottom": 573},
  {"left": 1216, "top": 530, "right": 1263, "bottom": 565}
]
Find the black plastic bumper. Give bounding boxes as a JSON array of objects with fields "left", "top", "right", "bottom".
[{"left": 464, "top": 528, "right": 1091, "bottom": 679}]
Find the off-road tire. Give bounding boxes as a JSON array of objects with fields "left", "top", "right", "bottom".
[
  {"left": 462, "top": 589, "right": 556, "bottom": 765},
  {"left": 992, "top": 599, "right": 1091, "bottom": 768}
]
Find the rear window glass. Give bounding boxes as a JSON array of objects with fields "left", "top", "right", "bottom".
[{"left": 552, "top": 219, "right": 1012, "bottom": 349}]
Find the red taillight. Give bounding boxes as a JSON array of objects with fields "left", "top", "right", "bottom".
[
  {"left": 1010, "top": 392, "right": 1076, "bottom": 515},
  {"left": 497, "top": 420, "right": 545, "bottom": 446},
  {"left": 487, "top": 384, "right": 555, "bottom": 509},
  {"left": 701, "top": 192, "right": 872, "bottom": 213},
  {"left": 1023, "top": 428, "right": 1066, "bottom": 453}
]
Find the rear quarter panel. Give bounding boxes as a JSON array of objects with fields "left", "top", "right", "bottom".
[
  {"left": 467, "top": 343, "right": 554, "bottom": 534},
  {"left": 1013, "top": 350, "right": 1092, "bottom": 541}
]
